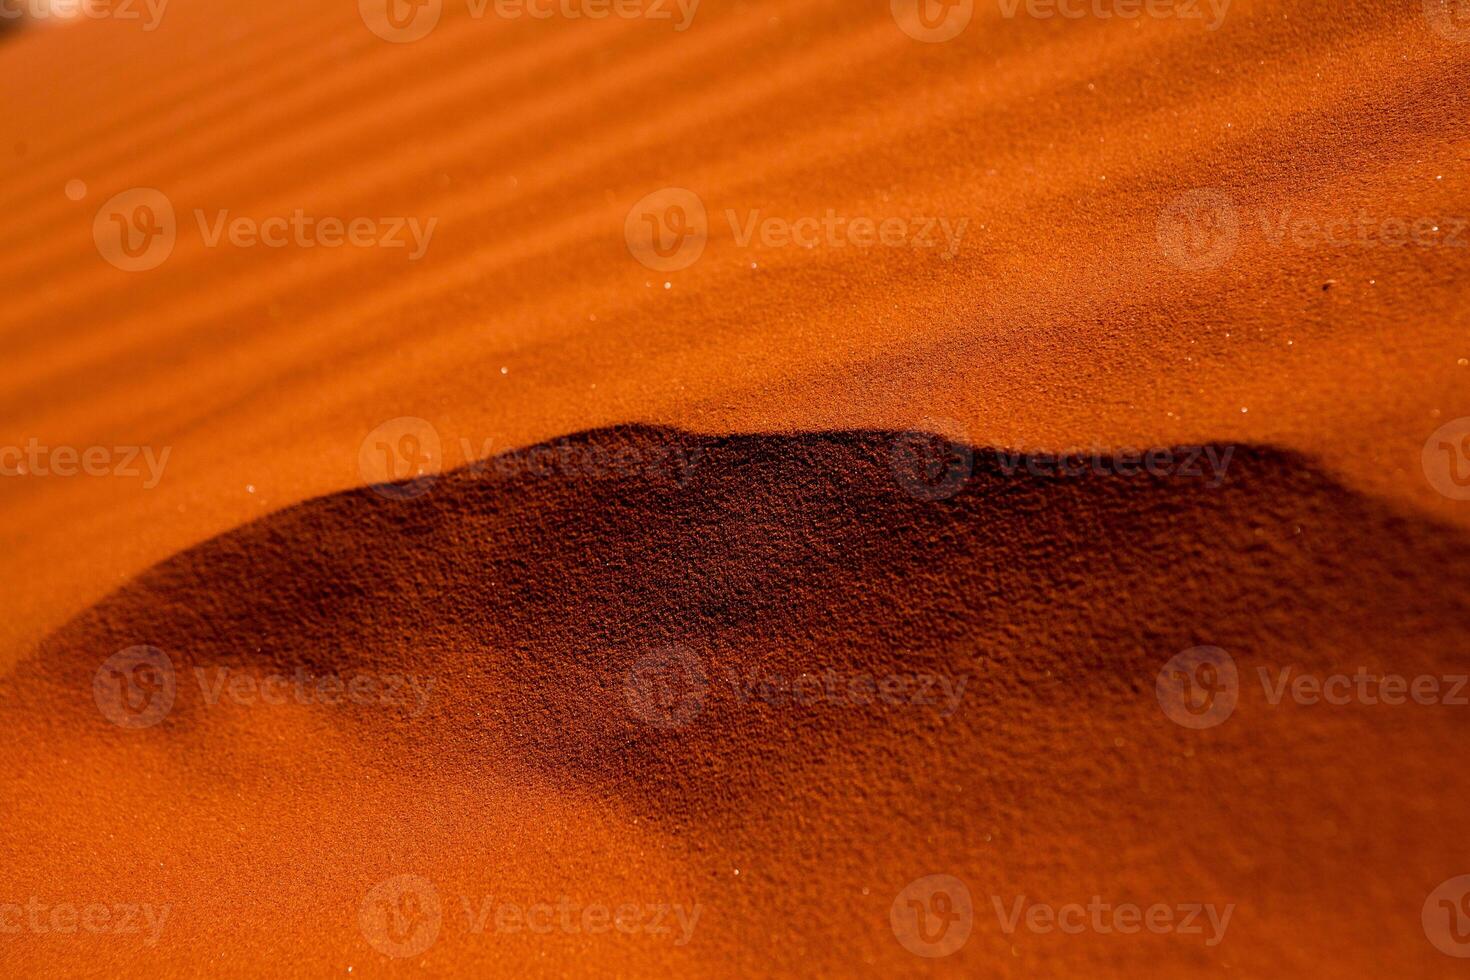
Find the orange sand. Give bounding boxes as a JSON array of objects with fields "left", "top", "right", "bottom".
[{"left": 2, "top": 0, "right": 1469, "bottom": 975}]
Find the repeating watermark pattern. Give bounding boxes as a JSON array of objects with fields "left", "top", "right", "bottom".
[
  {"left": 90, "top": 188, "right": 437, "bottom": 272},
  {"left": 1155, "top": 646, "right": 1238, "bottom": 729},
  {"left": 1424, "top": 0, "right": 1470, "bottom": 42},
  {"left": 624, "top": 188, "right": 969, "bottom": 272},
  {"left": 891, "top": 875, "right": 974, "bottom": 958},
  {"left": 359, "top": 876, "right": 701, "bottom": 959},
  {"left": 94, "top": 649, "right": 435, "bottom": 728},
  {"left": 359, "top": 0, "right": 698, "bottom": 42},
  {"left": 890, "top": 423, "right": 974, "bottom": 502},
  {"left": 891, "top": 0, "right": 974, "bottom": 42},
  {"left": 723, "top": 668, "right": 970, "bottom": 717},
  {"left": 0, "top": 899, "right": 170, "bottom": 946},
  {"left": 1159, "top": 189, "right": 1469, "bottom": 271},
  {"left": 1423, "top": 417, "right": 1470, "bottom": 501},
  {"left": 1158, "top": 647, "right": 1470, "bottom": 729},
  {"left": 0, "top": 440, "right": 171, "bottom": 488},
  {"left": 993, "top": 896, "right": 1234, "bottom": 946},
  {"left": 0, "top": 0, "right": 168, "bottom": 30},
  {"left": 359, "top": 418, "right": 706, "bottom": 501},
  {"left": 93, "top": 646, "right": 176, "bottom": 730},
  {"left": 623, "top": 648, "right": 708, "bottom": 729},
  {"left": 1424, "top": 875, "right": 1470, "bottom": 957},
  {"left": 996, "top": 0, "right": 1229, "bottom": 29}
]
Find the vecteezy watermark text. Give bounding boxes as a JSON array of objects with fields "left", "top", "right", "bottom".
[
  {"left": 0, "top": 440, "right": 170, "bottom": 488},
  {"left": 1157, "top": 646, "right": 1470, "bottom": 730},
  {"left": 1159, "top": 189, "right": 1469, "bottom": 271},
  {"left": 91, "top": 188, "right": 437, "bottom": 272},
  {"left": 0, "top": 899, "right": 170, "bottom": 946},
  {"left": 358, "top": 0, "right": 699, "bottom": 44},
  {"left": 623, "top": 648, "right": 972, "bottom": 729},
  {"left": 890, "top": 424, "right": 1238, "bottom": 503},
  {"left": 460, "top": 895, "right": 701, "bottom": 944},
  {"left": 359, "top": 875, "right": 701, "bottom": 960},
  {"left": 994, "top": 445, "right": 1235, "bottom": 486},
  {"left": 625, "top": 188, "right": 969, "bottom": 272},
  {"left": 993, "top": 895, "right": 1234, "bottom": 946},
  {"left": 94, "top": 647, "right": 436, "bottom": 729},
  {"left": 997, "top": 0, "right": 1228, "bottom": 28},
  {"left": 194, "top": 666, "right": 436, "bottom": 716},
  {"left": 357, "top": 416, "right": 705, "bottom": 501},
  {"left": 722, "top": 667, "right": 969, "bottom": 717},
  {"left": 891, "top": 0, "right": 1228, "bottom": 42},
  {"left": 0, "top": 0, "right": 168, "bottom": 30}
]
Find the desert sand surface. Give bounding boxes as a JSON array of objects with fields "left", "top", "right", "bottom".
[{"left": 2, "top": 0, "right": 1469, "bottom": 975}]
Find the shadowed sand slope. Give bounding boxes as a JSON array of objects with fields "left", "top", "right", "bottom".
[
  {"left": 2, "top": 0, "right": 1468, "bottom": 666},
  {"left": 2, "top": 426, "right": 1468, "bottom": 976}
]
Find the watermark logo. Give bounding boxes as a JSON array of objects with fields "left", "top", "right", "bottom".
[
  {"left": 94, "top": 188, "right": 176, "bottom": 273},
  {"left": 891, "top": 0, "right": 973, "bottom": 42},
  {"left": 89, "top": 188, "right": 438, "bottom": 271},
  {"left": 1423, "top": 417, "right": 1470, "bottom": 501},
  {"left": 361, "top": 875, "right": 443, "bottom": 959},
  {"left": 993, "top": 895, "right": 1233, "bottom": 945},
  {"left": 1157, "top": 189, "right": 1239, "bottom": 272},
  {"left": 625, "top": 187, "right": 708, "bottom": 272},
  {"left": 1164, "top": 652, "right": 1469, "bottom": 720},
  {"left": 359, "top": 417, "right": 443, "bottom": 500},
  {"left": 93, "top": 646, "right": 176, "bottom": 729},
  {"left": 623, "top": 647, "right": 707, "bottom": 729},
  {"left": 625, "top": 190, "right": 967, "bottom": 270},
  {"left": 357, "top": 424, "right": 707, "bottom": 500},
  {"left": 1161, "top": 189, "right": 1469, "bottom": 271},
  {"left": 890, "top": 421, "right": 974, "bottom": 502},
  {"left": 360, "top": 0, "right": 697, "bottom": 39},
  {"left": 1425, "top": 875, "right": 1470, "bottom": 957},
  {"left": 1425, "top": 0, "right": 1470, "bottom": 42},
  {"left": 359, "top": 0, "right": 442, "bottom": 42},
  {"left": 891, "top": 874, "right": 973, "bottom": 957},
  {"left": 362, "top": 878, "right": 701, "bottom": 950},
  {"left": 1156, "top": 646, "right": 1238, "bottom": 729}
]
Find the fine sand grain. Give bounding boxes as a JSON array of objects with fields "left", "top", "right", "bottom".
[{"left": 2, "top": 0, "right": 1469, "bottom": 975}]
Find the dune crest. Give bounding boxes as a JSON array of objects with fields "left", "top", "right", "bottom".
[{"left": 3, "top": 425, "right": 1468, "bottom": 975}]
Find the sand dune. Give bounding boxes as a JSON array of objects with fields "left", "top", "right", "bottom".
[
  {"left": 3, "top": 0, "right": 1470, "bottom": 974},
  {"left": 5, "top": 426, "right": 1470, "bottom": 974}
]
